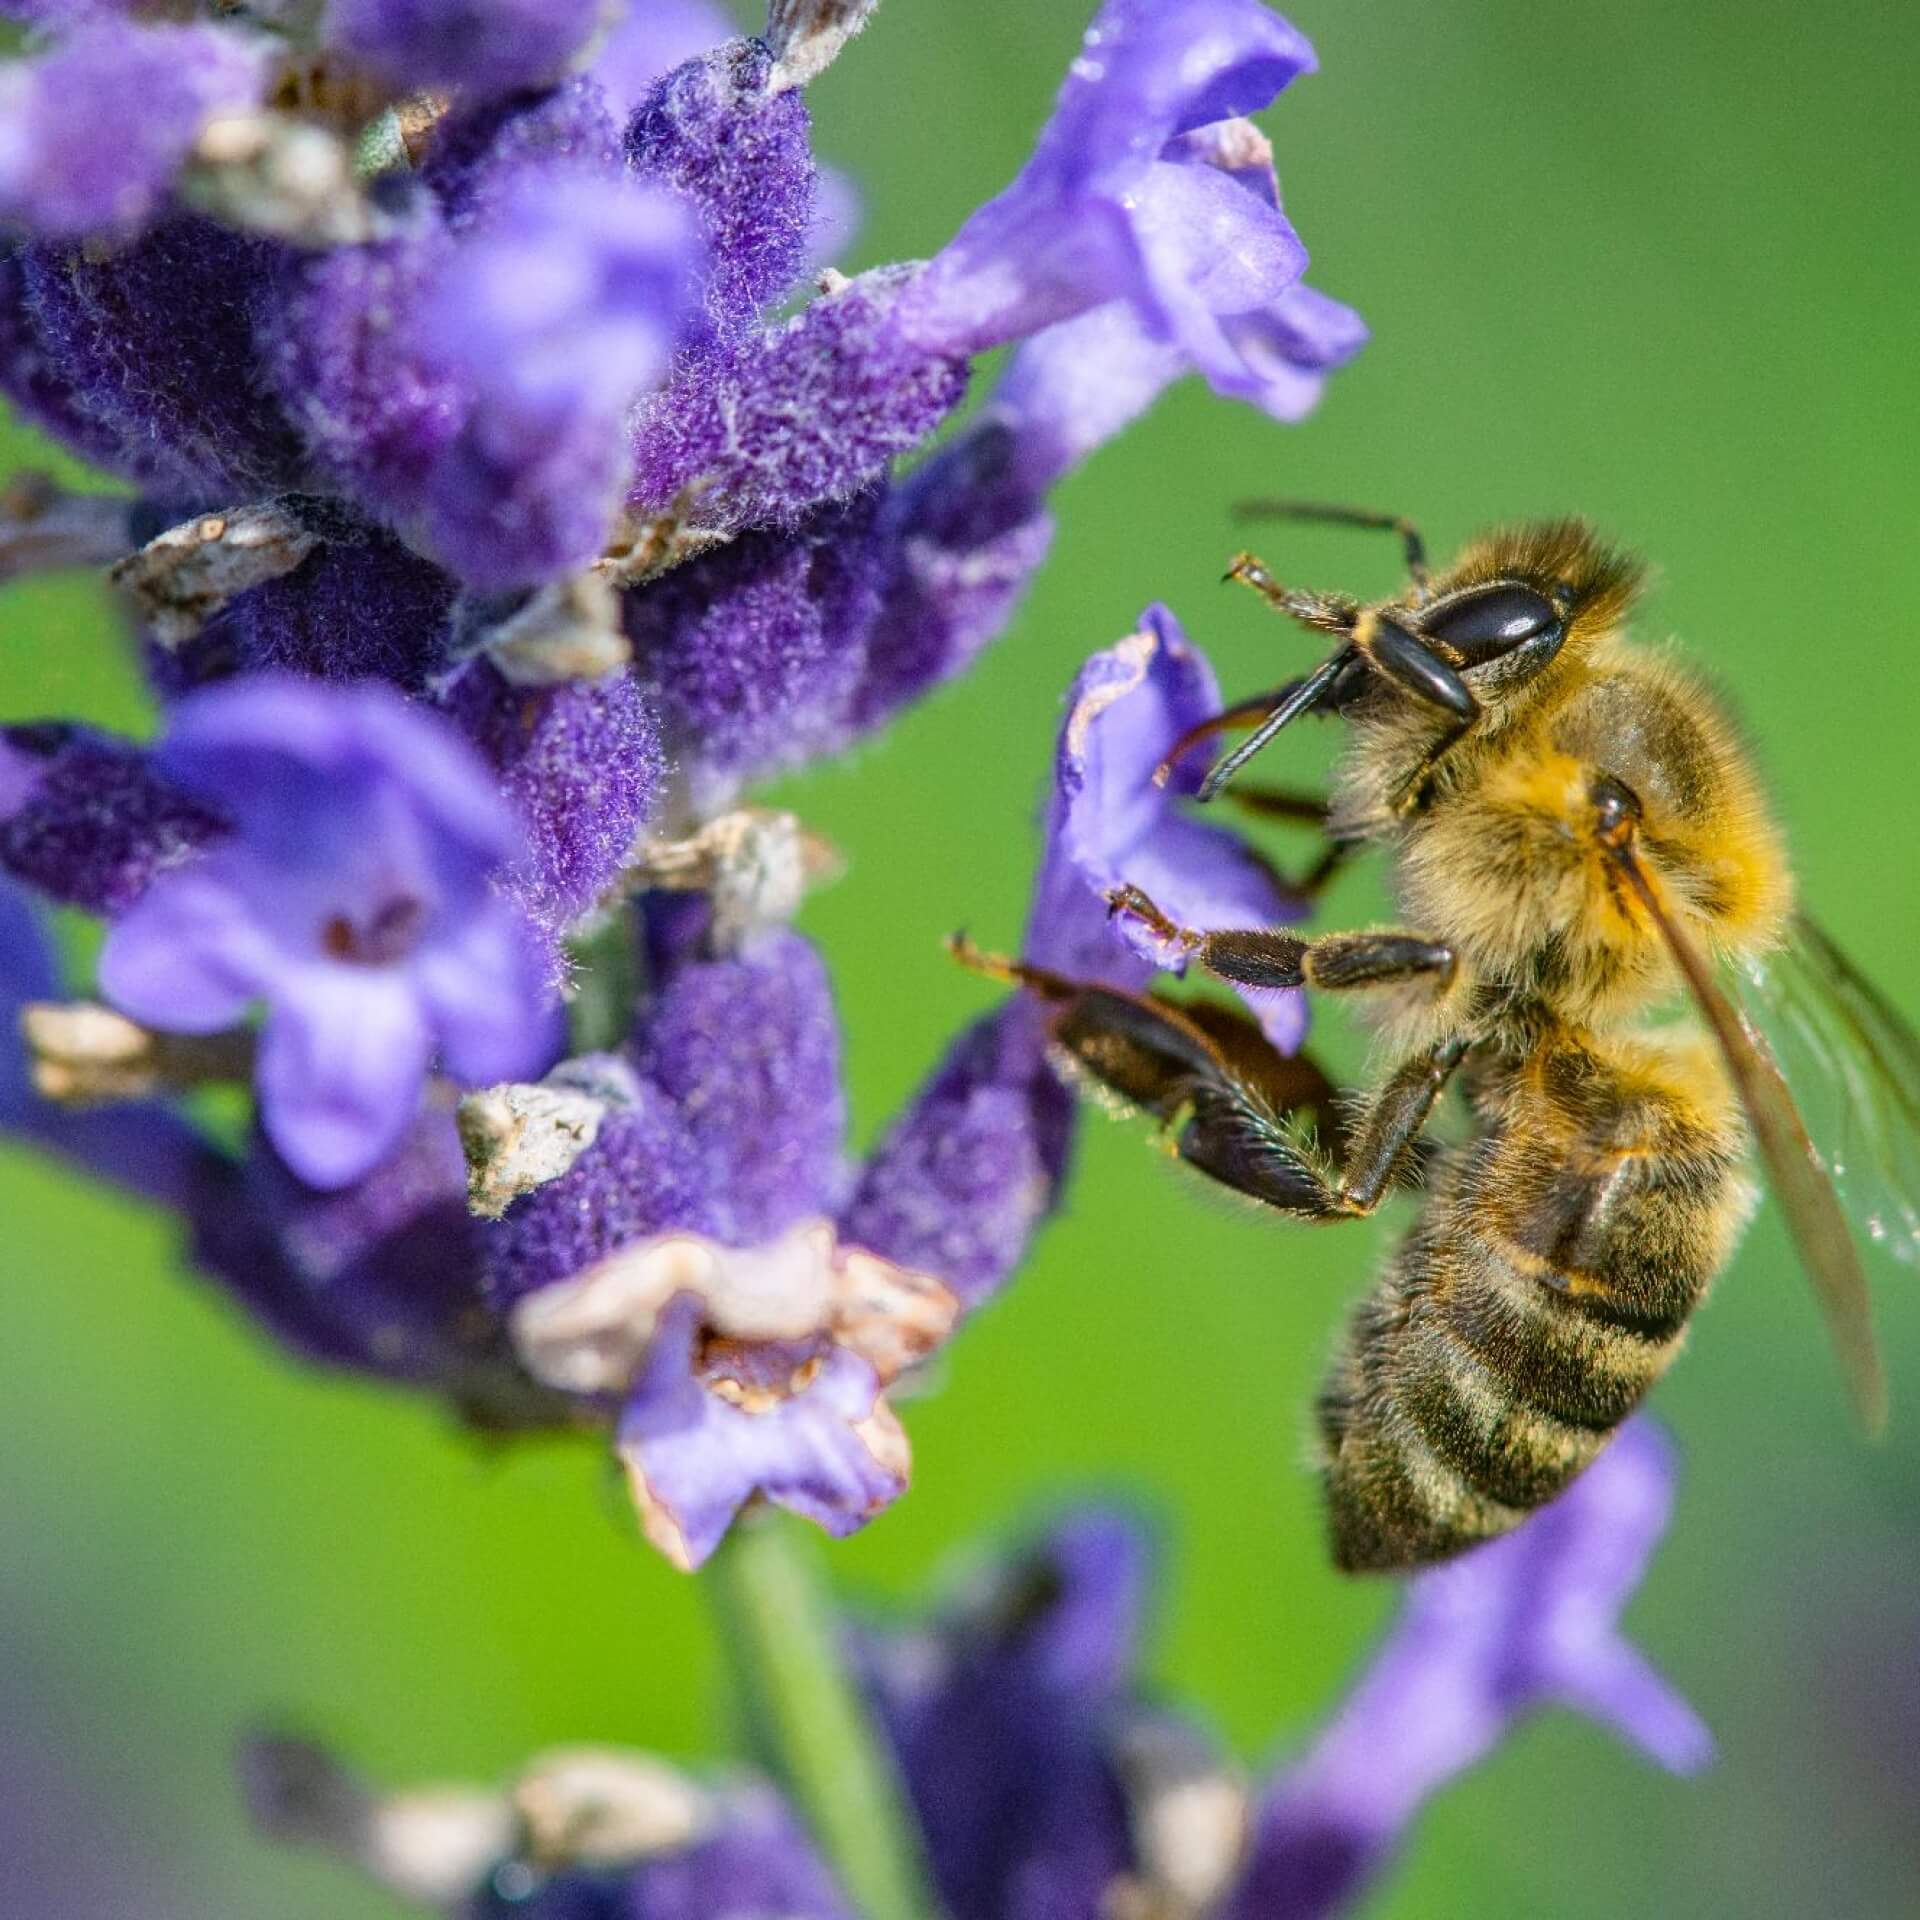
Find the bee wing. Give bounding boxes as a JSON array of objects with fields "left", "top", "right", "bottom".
[
  {"left": 1609, "top": 845, "right": 1888, "bottom": 1431},
  {"left": 1737, "top": 913, "right": 1920, "bottom": 1276}
]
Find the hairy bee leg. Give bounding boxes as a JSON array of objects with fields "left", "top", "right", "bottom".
[
  {"left": 1104, "top": 887, "right": 1454, "bottom": 996},
  {"left": 1339, "top": 1036, "right": 1470, "bottom": 1209},
  {"left": 1223, "top": 551, "right": 1359, "bottom": 636},
  {"left": 1175, "top": 1036, "right": 1465, "bottom": 1220}
]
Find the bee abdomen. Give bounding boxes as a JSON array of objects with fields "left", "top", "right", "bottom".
[
  {"left": 1317, "top": 1073, "right": 1748, "bottom": 1572},
  {"left": 1317, "top": 1233, "right": 1618, "bottom": 1571}
]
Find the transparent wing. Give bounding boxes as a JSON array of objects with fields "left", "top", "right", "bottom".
[
  {"left": 1607, "top": 850, "right": 1887, "bottom": 1430},
  {"left": 1737, "top": 912, "right": 1920, "bottom": 1274}
]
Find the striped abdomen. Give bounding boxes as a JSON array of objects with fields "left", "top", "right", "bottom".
[{"left": 1315, "top": 1029, "right": 1753, "bottom": 1571}]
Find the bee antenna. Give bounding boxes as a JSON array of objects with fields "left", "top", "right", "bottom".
[
  {"left": 1195, "top": 649, "right": 1353, "bottom": 802},
  {"left": 1233, "top": 499, "right": 1431, "bottom": 591}
]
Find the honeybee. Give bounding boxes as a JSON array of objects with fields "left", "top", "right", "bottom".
[{"left": 965, "top": 505, "right": 1919, "bottom": 1573}]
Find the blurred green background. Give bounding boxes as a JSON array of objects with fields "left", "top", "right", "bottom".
[{"left": 4, "top": 0, "right": 1919, "bottom": 1914}]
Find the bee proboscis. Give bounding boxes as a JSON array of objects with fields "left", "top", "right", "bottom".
[{"left": 965, "top": 507, "right": 1919, "bottom": 1572}]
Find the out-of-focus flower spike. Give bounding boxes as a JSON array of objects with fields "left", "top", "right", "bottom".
[
  {"left": 853, "top": 1507, "right": 1152, "bottom": 1918},
  {"left": 96, "top": 676, "right": 556, "bottom": 1189},
  {"left": 246, "top": 1733, "right": 851, "bottom": 1920},
  {"left": 1227, "top": 1421, "right": 1709, "bottom": 1920},
  {"left": 243, "top": 1733, "right": 516, "bottom": 1908},
  {"left": 0, "top": 473, "right": 143, "bottom": 584},
  {"left": 0, "top": 875, "right": 214, "bottom": 1210},
  {"left": 322, "top": 0, "right": 606, "bottom": 101},
  {"left": 0, "top": 21, "right": 270, "bottom": 239}
]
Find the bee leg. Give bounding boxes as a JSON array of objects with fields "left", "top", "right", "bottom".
[
  {"left": 1223, "top": 550, "right": 1360, "bottom": 636},
  {"left": 1175, "top": 1034, "right": 1466, "bottom": 1220},
  {"left": 1105, "top": 888, "right": 1454, "bottom": 996},
  {"left": 1337, "top": 1035, "right": 1470, "bottom": 1210}
]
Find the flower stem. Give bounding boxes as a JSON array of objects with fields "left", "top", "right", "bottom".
[{"left": 710, "top": 1512, "right": 939, "bottom": 1920}]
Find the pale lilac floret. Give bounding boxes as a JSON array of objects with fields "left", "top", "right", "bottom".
[
  {"left": 0, "top": 21, "right": 268, "bottom": 238},
  {"left": 1230, "top": 1421, "right": 1711, "bottom": 1918},
  {"left": 618, "top": 1295, "right": 908, "bottom": 1572},
  {"left": 418, "top": 172, "right": 701, "bottom": 588},
  {"left": 1032, "top": 606, "right": 1308, "bottom": 1050},
  {"left": 97, "top": 677, "right": 555, "bottom": 1189},
  {"left": 901, "top": 0, "right": 1338, "bottom": 414}
]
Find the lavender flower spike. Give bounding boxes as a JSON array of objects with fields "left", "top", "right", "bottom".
[
  {"left": 1031, "top": 605, "right": 1308, "bottom": 1050},
  {"left": 98, "top": 676, "right": 555, "bottom": 1190},
  {"left": 901, "top": 0, "right": 1335, "bottom": 415},
  {"left": 1230, "top": 1420, "right": 1711, "bottom": 1920}
]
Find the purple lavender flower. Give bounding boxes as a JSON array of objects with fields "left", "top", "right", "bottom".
[
  {"left": 0, "top": 21, "right": 268, "bottom": 238},
  {"left": 323, "top": 0, "right": 605, "bottom": 101},
  {"left": 415, "top": 170, "right": 701, "bottom": 588},
  {"left": 901, "top": 0, "right": 1359, "bottom": 421},
  {"left": 490, "top": 924, "right": 955, "bottom": 1567},
  {"left": 1230, "top": 1420, "right": 1712, "bottom": 1919},
  {"left": 1031, "top": 606, "right": 1308, "bottom": 1050},
  {"left": 96, "top": 676, "right": 555, "bottom": 1189},
  {"left": 0, "top": 723, "right": 221, "bottom": 915},
  {"left": 626, "top": 37, "right": 819, "bottom": 345},
  {"left": 15, "top": 215, "right": 305, "bottom": 496},
  {"left": 840, "top": 997, "right": 1075, "bottom": 1313}
]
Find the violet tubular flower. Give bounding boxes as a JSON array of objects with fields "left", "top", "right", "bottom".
[
  {"left": 1026, "top": 605, "right": 1309, "bottom": 1048},
  {"left": 96, "top": 676, "right": 555, "bottom": 1189},
  {"left": 1230, "top": 1421, "right": 1712, "bottom": 1920},
  {"left": 900, "top": 0, "right": 1363, "bottom": 418}
]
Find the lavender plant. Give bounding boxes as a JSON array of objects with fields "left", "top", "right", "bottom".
[{"left": 0, "top": 1, "right": 1710, "bottom": 1913}]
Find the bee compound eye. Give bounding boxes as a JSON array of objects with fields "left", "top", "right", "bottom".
[{"left": 1422, "top": 584, "right": 1563, "bottom": 667}]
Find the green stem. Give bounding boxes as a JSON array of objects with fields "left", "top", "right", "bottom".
[{"left": 710, "top": 1512, "right": 939, "bottom": 1920}]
